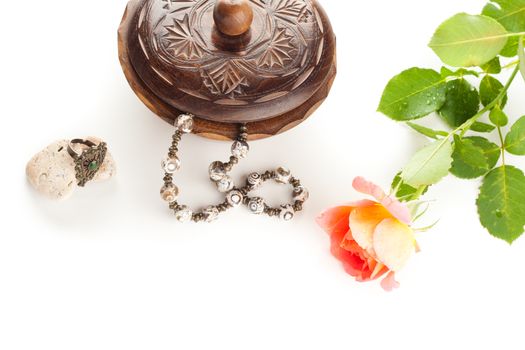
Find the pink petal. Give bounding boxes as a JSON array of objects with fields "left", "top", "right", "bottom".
[
  {"left": 353, "top": 177, "right": 386, "bottom": 201},
  {"left": 352, "top": 177, "right": 412, "bottom": 225},
  {"left": 380, "top": 271, "right": 400, "bottom": 292}
]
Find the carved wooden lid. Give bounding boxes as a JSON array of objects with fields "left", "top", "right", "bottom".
[{"left": 119, "top": 0, "right": 336, "bottom": 138}]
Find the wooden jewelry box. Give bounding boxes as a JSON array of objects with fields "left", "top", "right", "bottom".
[{"left": 118, "top": 0, "right": 336, "bottom": 140}]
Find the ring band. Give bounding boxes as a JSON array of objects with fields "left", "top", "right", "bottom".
[
  {"left": 67, "top": 139, "right": 98, "bottom": 159},
  {"left": 68, "top": 139, "right": 107, "bottom": 187}
]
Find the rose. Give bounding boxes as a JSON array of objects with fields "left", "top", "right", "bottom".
[{"left": 316, "top": 177, "right": 418, "bottom": 291}]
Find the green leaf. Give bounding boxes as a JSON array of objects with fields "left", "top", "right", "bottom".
[
  {"left": 378, "top": 68, "right": 447, "bottom": 121},
  {"left": 469, "top": 136, "right": 501, "bottom": 169},
  {"left": 479, "top": 75, "right": 508, "bottom": 108},
  {"left": 401, "top": 139, "right": 453, "bottom": 187},
  {"left": 471, "top": 121, "right": 496, "bottom": 132},
  {"left": 451, "top": 136, "right": 499, "bottom": 179},
  {"left": 480, "top": 57, "right": 502, "bottom": 73},
  {"left": 518, "top": 37, "right": 525, "bottom": 80},
  {"left": 439, "top": 79, "right": 480, "bottom": 127},
  {"left": 392, "top": 173, "right": 429, "bottom": 202},
  {"left": 483, "top": 0, "right": 525, "bottom": 56},
  {"left": 429, "top": 13, "right": 509, "bottom": 67},
  {"left": 505, "top": 115, "right": 525, "bottom": 155},
  {"left": 489, "top": 106, "right": 509, "bottom": 127},
  {"left": 440, "top": 67, "right": 480, "bottom": 78},
  {"left": 483, "top": 0, "right": 525, "bottom": 31},
  {"left": 477, "top": 166, "right": 525, "bottom": 243},
  {"left": 407, "top": 122, "right": 448, "bottom": 139},
  {"left": 500, "top": 37, "right": 521, "bottom": 57}
]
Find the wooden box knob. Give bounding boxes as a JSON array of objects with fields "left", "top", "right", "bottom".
[{"left": 213, "top": 0, "right": 254, "bottom": 36}]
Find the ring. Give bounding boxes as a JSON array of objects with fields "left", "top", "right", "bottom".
[{"left": 68, "top": 139, "right": 107, "bottom": 187}]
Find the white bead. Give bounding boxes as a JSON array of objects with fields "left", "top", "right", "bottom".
[
  {"left": 161, "top": 156, "right": 181, "bottom": 174},
  {"left": 293, "top": 186, "right": 309, "bottom": 202},
  {"left": 160, "top": 184, "right": 179, "bottom": 202},
  {"left": 226, "top": 190, "right": 244, "bottom": 207},
  {"left": 203, "top": 206, "right": 219, "bottom": 222},
  {"left": 175, "top": 114, "right": 194, "bottom": 133},
  {"left": 231, "top": 140, "right": 249, "bottom": 158},
  {"left": 216, "top": 176, "right": 234, "bottom": 193},
  {"left": 279, "top": 205, "right": 295, "bottom": 221},
  {"left": 248, "top": 197, "right": 265, "bottom": 215},
  {"left": 209, "top": 161, "right": 227, "bottom": 182},
  {"left": 247, "top": 172, "right": 262, "bottom": 187},
  {"left": 275, "top": 167, "right": 291, "bottom": 184},
  {"left": 175, "top": 206, "right": 193, "bottom": 223}
]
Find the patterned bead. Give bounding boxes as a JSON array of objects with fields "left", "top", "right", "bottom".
[
  {"left": 161, "top": 156, "right": 181, "bottom": 174},
  {"left": 160, "top": 184, "right": 179, "bottom": 202},
  {"left": 293, "top": 185, "right": 309, "bottom": 202},
  {"left": 279, "top": 204, "right": 295, "bottom": 221},
  {"left": 248, "top": 197, "right": 265, "bottom": 215},
  {"left": 174, "top": 114, "right": 194, "bottom": 133},
  {"left": 203, "top": 206, "right": 219, "bottom": 223},
  {"left": 209, "top": 161, "right": 227, "bottom": 181},
  {"left": 247, "top": 172, "right": 262, "bottom": 187},
  {"left": 275, "top": 167, "right": 291, "bottom": 184},
  {"left": 231, "top": 140, "right": 249, "bottom": 159},
  {"left": 216, "top": 176, "right": 234, "bottom": 193},
  {"left": 174, "top": 206, "right": 193, "bottom": 223},
  {"left": 226, "top": 190, "right": 244, "bottom": 207}
]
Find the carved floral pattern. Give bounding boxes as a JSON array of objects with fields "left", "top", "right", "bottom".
[
  {"left": 151, "top": 0, "right": 320, "bottom": 100},
  {"left": 202, "top": 61, "right": 250, "bottom": 97},
  {"left": 162, "top": 14, "right": 205, "bottom": 60},
  {"left": 268, "top": 0, "right": 312, "bottom": 24},
  {"left": 257, "top": 27, "right": 296, "bottom": 68}
]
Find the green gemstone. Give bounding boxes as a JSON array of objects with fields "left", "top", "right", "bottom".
[{"left": 88, "top": 161, "right": 99, "bottom": 171}]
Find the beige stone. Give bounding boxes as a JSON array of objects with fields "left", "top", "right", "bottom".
[{"left": 26, "top": 138, "right": 116, "bottom": 200}]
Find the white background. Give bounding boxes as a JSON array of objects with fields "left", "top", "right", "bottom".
[{"left": 1, "top": 0, "right": 525, "bottom": 349}]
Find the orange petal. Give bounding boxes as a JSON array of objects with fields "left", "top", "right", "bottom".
[
  {"left": 316, "top": 206, "right": 354, "bottom": 241},
  {"left": 352, "top": 177, "right": 412, "bottom": 224},
  {"left": 370, "top": 261, "right": 387, "bottom": 279},
  {"left": 373, "top": 218, "right": 416, "bottom": 272},
  {"left": 348, "top": 204, "right": 391, "bottom": 254}
]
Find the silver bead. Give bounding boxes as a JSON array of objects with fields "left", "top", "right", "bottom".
[
  {"left": 216, "top": 176, "right": 234, "bottom": 193},
  {"left": 209, "top": 161, "right": 227, "bottom": 182},
  {"left": 175, "top": 206, "right": 193, "bottom": 223},
  {"left": 226, "top": 190, "right": 244, "bottom": 207},
  {"left": 279, "top": 205, "right": 295, "bottom": 221},
  {"left": 175, "top": 114, "right": 194, "bottom": 133},
  {"left": 293, "top": 185, "right": 309, "bottom": 202},
  {"left": 248, "top": 197, "right": 265, "bottom": 215},
  {"left": 203, "top": 206, "right": 219, "bottom": 223},
  {"left": 160, "top": 184, "right": 179, "bottom": 202},
  {"left": 161, "top": 156, "right": 181, "bottom": 174},
  {"left": 275, "top": 167, "right": 291, "bottom": 184},
  {"left": 231, "top": 140, "right": 249, "bottom": 159},
  {"left": 247, "top": 172, "right": 262, "bottom": 187}
]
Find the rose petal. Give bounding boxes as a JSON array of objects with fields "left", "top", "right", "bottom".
[
  {"left": 330, "top": 229, "right": 351, "bottom": 260},
  {"left": 380, "top": 196, "right": 412, "bottom": 225},
  {"left": 348, "top": 204, "right": 391, "bottom": 254},
  {"left": 372, "top": 218, "right": 416, "bottom": 272},
  {"left": 380, "top": 271, "right": 400, "bottom": 292},
  {"left": 352, "top": 177, "right": 412, "bottom": 224},
  {"left": 316, "top": 206, "right": 353, "bottom": 236},
  {"left": 352, "top": 177, "right": 386, "bottom": 201}
]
